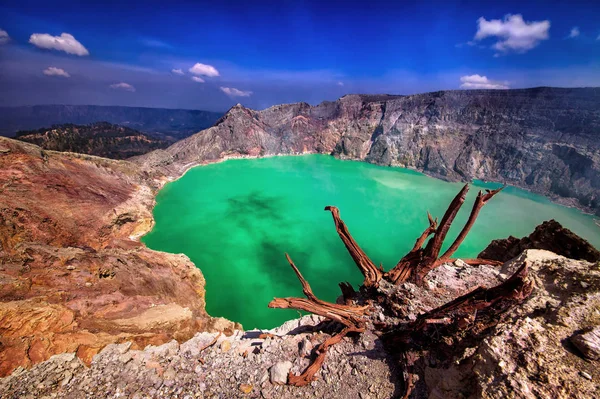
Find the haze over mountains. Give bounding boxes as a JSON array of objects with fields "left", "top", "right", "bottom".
[{"left": 0, "top": 105, "right": 223, "bottom": 139}]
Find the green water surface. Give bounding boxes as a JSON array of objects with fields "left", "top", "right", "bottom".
[{"left": 143, "top": 155, "right": 600, "bottom": 329}]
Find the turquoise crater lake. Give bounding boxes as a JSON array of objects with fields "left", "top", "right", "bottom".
[{"left": 143, "top": 155, "right": 600, "bottom": 329}]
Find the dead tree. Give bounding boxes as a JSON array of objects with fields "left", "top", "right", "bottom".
[
  {"left": 269, "top": 184, "right": 533, "bottom": 396},
  {"left": 327, "top": 184, "right": 504, "bottom": 286}
]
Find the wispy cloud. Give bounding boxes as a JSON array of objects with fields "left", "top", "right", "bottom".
[
  {"left": 109, "top": 82, "right": 135, "bottom": 92},
  {"left": 0, "top": 29, "right": 10, "bottom": 45},
  {"left": 189, "top": 63, "right": 219, "bottom": 77},
  {"left": 473, "top": 14, "right": 550, "bottom": 54},
  {"left": 43, "top": 66, "right": 70, "bottom": 77},
  {"left": 29, "top": 32, "right": 89, "bottom": 56},
  {"left": 459, "top": 74, "right": 509, "bottom": 89},
  {"left": 171, "top": 68, "right": 184, "bottom": 75},
  {"left": 568, "top": 27, "right": 580, "bottom": 38},
  {"left": 337, "top": 81, "right": 344, "bottom": 86},
  {"left": 191, "top": 76, "right": 204, "bottom": 83},
  {"left": 220, "top": 87, "right": 252, "bottom": 97},
  {"left": 140, "top": 37, "right": 172, "bottom": 48}
]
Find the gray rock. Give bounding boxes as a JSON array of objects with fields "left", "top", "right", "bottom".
[{"left": 269, "top": 361, "right": 292, "bottom": 385}]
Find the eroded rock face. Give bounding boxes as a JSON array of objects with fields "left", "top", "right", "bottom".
[
  {"left": 135, "top": 88, "right": 600, "bottom": 215},
  {"left": 479, "top": 219, "right": 600, "bottom": 262},
  {"left": 0, "top": 138, "right": 239, "bottom": 377}
]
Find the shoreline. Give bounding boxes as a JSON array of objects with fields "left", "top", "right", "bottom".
[
  {"left": 137, "top": 151, "right": 600, "bottom": 330},
  {"left": 135, "top": 152, "right": 599, "bottom": 248}
]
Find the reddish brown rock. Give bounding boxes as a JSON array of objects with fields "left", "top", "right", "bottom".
[{"left": 0, "top": 137, "right": 239, "bottom": 377}]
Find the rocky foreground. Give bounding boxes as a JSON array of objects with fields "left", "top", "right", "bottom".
[
  {"left": 136, "top": 87, "right": 600, "bottom": 215},
  {"left": 1, "top": 250, "right": 598, "bottom": 399}
]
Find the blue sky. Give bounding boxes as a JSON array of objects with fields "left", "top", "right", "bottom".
[{"left": 0, "top": 0, "right": 599, "bottom": 111}]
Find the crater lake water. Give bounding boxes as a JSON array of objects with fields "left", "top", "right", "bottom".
[{"left": 143, "top": 155, "right": 600, "bottom": 329}]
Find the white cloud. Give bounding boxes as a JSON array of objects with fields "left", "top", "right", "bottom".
[
  {"left": 172, "top": 68, "right": 184, "bottom": 75},
  {"left": 43, "top": 67, "right": 70, "bottom": 78},
  {"left": 337, "top": 81, "right": 344, "bottom": 86},
  {"left": 568, "top": 27, "right": 580, "bottom": 38},
  {"left": 189, "top": 63, "right": 219, "bottom": 77},
  {"left": 0, "top": 29, "right": 10, "bottom": 45},
  {"left": 220, "top": 87, "right": 252, "bottom": 97},
  {"left": 460, "top": 74, "right": 509, "bottom": 90},
  {"left": 191, "top": 76, "right": 205, "bottom": 83},
  {"left": 109, "top": 82, "right": 135, "bottom": 92},
  {"left": 474, "top": 14, "right": 550, "bottom": 54},
  {"left": 29, "top": 32, "right": 89, "bottom": 56}
]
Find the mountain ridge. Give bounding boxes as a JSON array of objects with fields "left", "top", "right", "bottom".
[
  {"left": 135, "top": 87, "right": 600, "bottom": 215},
  {"left": 15, "top": 122, "right": 172, "bottom": 159},
  {"left": 0, "top": 104, "right": 224, "bottom": 139}
]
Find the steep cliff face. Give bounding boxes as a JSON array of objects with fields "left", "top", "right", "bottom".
[
  {"left": 136, "top": 88, "right": 600, "bottom": 214},
  {"left": 0, "top": 137, "right": 238, "bottom": 377}
]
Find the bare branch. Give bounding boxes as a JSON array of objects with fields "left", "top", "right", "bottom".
[
  {"left": 410, "top": 212, "right": 438, "bottom": 252},
  {"left": 422, "top": 184, "right": 469, "bottom": 262},
  {"left": 269, "top": 254, "right": 369, "bottom": 328},
  {"left": 325, "top": 206, "right": 383, "bottom": 287},
  {"left": 435, "top": 186, "right": 503, "bottom": 266},
  {"left": 285, "top": 253, "right": 317, "bottom": 301}
]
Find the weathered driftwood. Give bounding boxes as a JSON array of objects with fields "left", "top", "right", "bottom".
[{"left": 269, "top": 184, "right": 533, "bottom": 396}]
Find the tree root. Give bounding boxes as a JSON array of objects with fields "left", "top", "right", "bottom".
[
  {"left": 268, "top": 184, "right": 533, "bottom": 396},
  {"left": 288, "top": 326, "right": 364, "bottom": 386}
]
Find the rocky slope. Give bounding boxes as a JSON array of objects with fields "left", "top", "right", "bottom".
[
  {"left": 136, "top": 87, "right": 600, "bottom": 214},
  {"left": 15, "top": 122, "right": 171, "bottom": 159},
  {"left": 479, "top": 219, "right": 600, "bottom": 263},
  {"left": 1, "top": 249, "right": 597, "bottom": 398},
  {"left": 0, "top": 105, "right": 223, "bottom": 139},
  {"left": 0, "top": 137, "right": 239, "bottom": 377}
]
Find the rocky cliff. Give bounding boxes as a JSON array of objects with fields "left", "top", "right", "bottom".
[
  {"left": 0, "top": 137, "right": 239, "bottom": 377},
  {"left": 136, "top": 87, "right": 600, "bottom": 214}
]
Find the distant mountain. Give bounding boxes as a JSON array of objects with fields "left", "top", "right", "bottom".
[
  {"left": 15, "top": 122, "right": 171, "bottom": 159},
  {"left": 0, "top": 105, "right": 223, "bottom": 139}
]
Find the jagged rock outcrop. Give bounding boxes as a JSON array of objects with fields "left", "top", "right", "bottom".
[
  {"left": 1, "top": 250, "right": 597, "bottom": 398},
  {"left": 136, "top": 88, "right": 600, "bottom": 214},
  {"left": 0, "top": 137, "right": 239, "bottom": 377},
  {"left": 15, "top": 122, "right": 171, "bottom": 159},
  {"left": 479, "top": 219, "right": 600, "bottom": 263}
]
